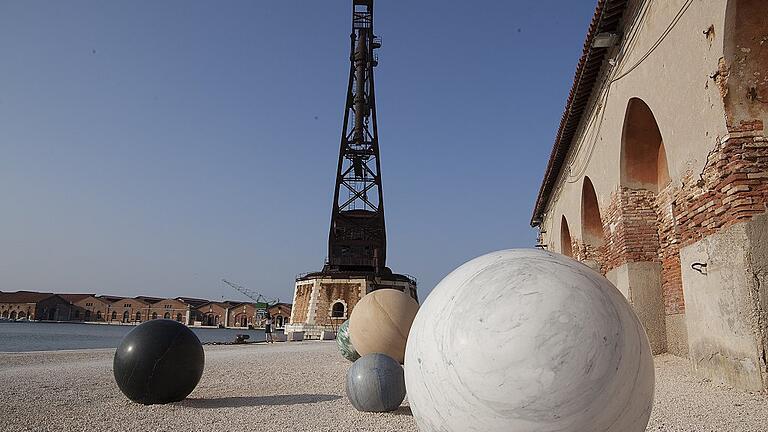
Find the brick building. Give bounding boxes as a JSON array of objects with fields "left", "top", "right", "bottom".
[
  {"left": 268, "top": 303, "right": 292, "bottom": 328},
  {"left": 194, "top": 302, "right": 230, "bottom": 327},
  {"left": 148, "top": 298, "right": 190, "bottom": 323},
  {"left": 227, "top": 302, "right": 259, "bottom": 328},
  {"left": 61, "top": 294, "right": 111, "bottom": 322},
  {"left": 532, "top": 0, "right": 768, "bottom": 390},
  {"left": 0, "top": 291, "right": 74, "bottom": 321},
  {"left": 108, "top": 298, "right": 150, "bottom": 323}
]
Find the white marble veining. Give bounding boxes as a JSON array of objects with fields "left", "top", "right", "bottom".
[{"left": 404, "top": 249, "right": 654, "bottom": 432}]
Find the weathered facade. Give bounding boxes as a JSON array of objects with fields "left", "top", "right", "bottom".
[
  {"left": 268, "top": 303, "right": 292, "bottom": 328},
  {"left": 64, "top": 294, "right": 111, "bottom": 322},
  {"left": 532, "top": 0, "right": 768, "bottom": 390},
  {"left": 0, "top": 292, "right": 74, "bottom": 321},
  {"left": 108, "top": 298, "right": 150, "bottom": 323},
  {"left": 288, "top": 274, "right": 416, "bottom": 337},
  {"left": 149, "top": 298, "right": 190, "bottom": 323}
]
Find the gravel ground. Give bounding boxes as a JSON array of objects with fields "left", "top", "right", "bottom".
[{"left": 0, "top": 343, "right": 766, "bottom": 431}]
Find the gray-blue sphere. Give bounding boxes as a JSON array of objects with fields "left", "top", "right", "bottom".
[{"left": 346, "top": 353, "right": 406, "bottom": 412}]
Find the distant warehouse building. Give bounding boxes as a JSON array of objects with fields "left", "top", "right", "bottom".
[
  {"left": 0, "top": 291, "right": 74, "bottom": 321},
  {"left": 531, "top": 0, "right": 767, "bottom": 390}
]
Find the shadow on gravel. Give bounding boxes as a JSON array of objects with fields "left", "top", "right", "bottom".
[
  {"left": 388, "top": 406, "right": 412, "bottom": 416},
  {"left": 180, "top": 394, "right": 342, "bottom": 408}
]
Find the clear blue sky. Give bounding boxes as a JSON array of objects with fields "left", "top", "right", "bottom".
[{"left": 0, "top": 1, "right": 596, "bottom": 302}]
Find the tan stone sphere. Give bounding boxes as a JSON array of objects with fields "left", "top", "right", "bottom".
[{"left": 349, "top": 289, "right": 420, "bottom": 364}]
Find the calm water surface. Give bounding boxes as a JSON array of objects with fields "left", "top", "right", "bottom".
[{"left": 0, "top": 321, "right": 279, "bottom": 352}]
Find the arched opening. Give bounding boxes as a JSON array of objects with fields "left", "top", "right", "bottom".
[
  {"left": 17, "top": 312, "right": 26, "bottom": 319},
  {"left": 560, "top": 216, "right": 573, "bottom": 257},
  {"left": 111, "top": 311, "right": 117, "bottom": 321},
  {"left": 234, "top": 313, "right": 248, "bottom": 327},
  {"left": 723, "top": 0, "right": 768, "bottom": 128},
  {"left": 151, "top": 312, "right": 158, "bottom": 320},
  {"left": 621, "top": 98, "right": 670, "bottom": 192},
  {"left": 96, "top": 311, "right": 103, "bottom": 321},
  {"left": 84, "top": 310, "right": 91, "bottom": 321},
  {"left": 618, "top": 97, "right": 677, "bottom": 355},
  {"left": 581, "top": 177, "right": 604, "bottom": 247},
  {"left": 48, "top": 309, "right": 56, "bottom": 320},
  {"left": 164, "top": 312, "right": 171, "bottom": 319},
  {"left": 176, "top": 313, "right": 183, "bottom": 322},
  {"left": 276, "top": 315, "right": 284, "bottom": 327},
  {"left": 1, "top": 310, "right": 8, "bottom": 318},
  {"left": 122, "top": 311, "right": 129, "bottom": 322},
  {"left": 135, "top": 312, "right": 142, "bottom": 322},
  {"left": 10, "top": 311, "right": 17, "bottom": 320},
  {"left": 331, "top": 301, "right": 346, "bottom": 318}
]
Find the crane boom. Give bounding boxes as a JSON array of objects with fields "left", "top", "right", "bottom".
[{"left": 221, "top": 279, "right": 279, "bottom": 306}]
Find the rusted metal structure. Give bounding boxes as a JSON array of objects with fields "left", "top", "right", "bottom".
[
  {"left": 287, "top": 1, "right": 416, "bottom": 337},
  {"left": 326, "top": 0, "right": 386, "bottom": 274}
]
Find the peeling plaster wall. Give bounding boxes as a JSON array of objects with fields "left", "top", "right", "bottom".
[
  {"left": 606, "top": 262, "right": 667, "bottom": 354},
  {"left": 681, "top": 217, "right": 765, "bottom": 391},
  {"left": 536, "top": 0, "right": 768, "bottom": 388}
]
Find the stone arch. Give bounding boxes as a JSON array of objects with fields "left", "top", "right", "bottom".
[
  {"left": 560, "top": 215, "right": 573, "bottom": 257},
  {"left": 723, "top": 0, "right": 768, "bottom": 128},
  {"left": 122, "top": 311, "right": 129, "bottom": 322},
  {"left": 111, "top": 311, "right": 117, "bottom": 321},
  {"left": 1, "top": 310, "right": 8, "bottom": 318},
  {"left": 10, "top": 311, "right": 17, "bottom": 320},
  {"left": 96, "top": 311, "right": 102, "bottom": 321},
  {"left": 580, "top": 176, "right": 604, "bottom": 270},
  {"left": 17, "top": 311, "right": 26, "bottom": 319},
  {"left": 164, "top": 312, "right": 171, "bottom": 319},
  {"left": 331, "top": 300, "right": 347, "bottom": 319},
  {"left": 276, "top": 315, "right": 284, "bottom": 327},
  {"left": 135, "top": 312, "right": 142, "bottom": 322},
  {"left": 151, "top": 312, "right": 158, "bottom": 320},
  {"left": 176, "top": 313, "right": 183, "bottom": 322}
]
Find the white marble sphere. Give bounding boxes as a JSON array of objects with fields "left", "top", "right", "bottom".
[
  {"left": 350, "top": 289, "right": 420, "bottom": 364},
  {"left": 404, "top": 249, "right": 654, "bottom": 432}
]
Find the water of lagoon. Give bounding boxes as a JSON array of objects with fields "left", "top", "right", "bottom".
[{"left": 0, "top": 321, "right": 281, "bottom": 352}]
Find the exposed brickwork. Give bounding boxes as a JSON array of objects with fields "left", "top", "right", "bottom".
[
  {"left": 314, "top": 282, "right": 362, "bottom": 326},
  {"left": 656, "top": 183, "right": 685, "bottom": 315},
  {"left": 291, "top": 283, "right": 313, "bottom": 324},
  {"left": 602, "top": 188, "right": 661, "bottom": 273},
  {"left": 674, "top": 122, "right": 768, "bottom": 247}
]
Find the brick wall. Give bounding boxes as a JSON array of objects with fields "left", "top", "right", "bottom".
[
  {"left": 572, "top": 122, "right": 767, "bottom": 319},
  {"left": 291, "top": 283, "right": 313, "bottom": 324},
  {"left": 656, "top": 183, "right": 685, "bottom": 315},
  {"left": 674, "top": 121, "right": 768, "bottom": 247},
  {"left": 602, "top": 187, "right": 661, "bottom": 274},
  {"left": 314, "top": 282, "right": 362, "bottom": 326}
]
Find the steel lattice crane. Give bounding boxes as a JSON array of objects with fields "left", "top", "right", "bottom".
[{"left": 221, "top": 279, "right": 279, "bottom": 307}]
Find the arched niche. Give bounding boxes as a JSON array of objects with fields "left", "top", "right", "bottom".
[
  {"left": 581, "top": 176, "right": 604, "bottom": 248},
  {"left": 620, "top": 98, "right": 670, "bottom": 192},
  {"left": 560, "top": 215, "right": 573, "bottom": 257}
]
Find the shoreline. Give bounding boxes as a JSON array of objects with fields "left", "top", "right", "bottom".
[{"left": 1, "top": 319, "right": 281, "bottom": 331}]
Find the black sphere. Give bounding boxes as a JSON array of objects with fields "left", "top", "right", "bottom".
[{"left": 113, "top": 319, "right": 204, "bottom": 404}]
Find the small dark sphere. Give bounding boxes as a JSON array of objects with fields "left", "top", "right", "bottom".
[
  {"left": 346, "top": 353, "right": 405, "bottom": 412},
  {"left": 113, "top": 319, "right": 204, "bottom": 404}
]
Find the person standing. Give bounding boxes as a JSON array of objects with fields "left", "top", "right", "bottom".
[{"left": 265, "top": 314, "right": 274, "bottom": 344}]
